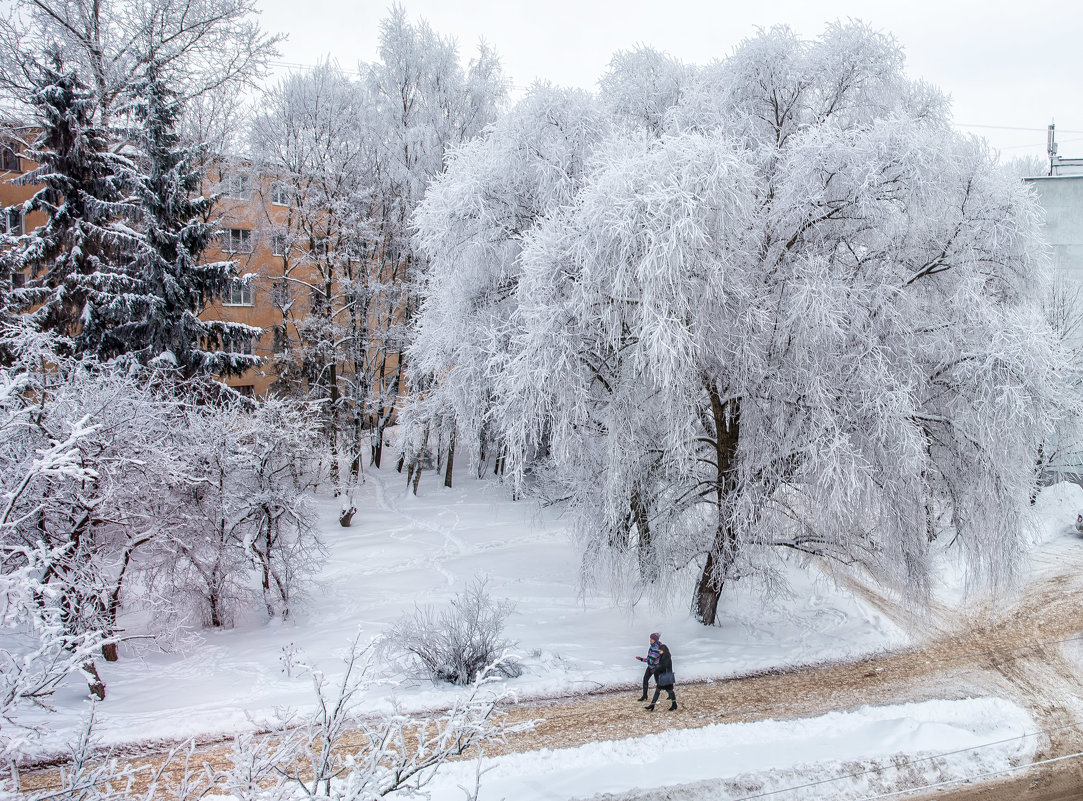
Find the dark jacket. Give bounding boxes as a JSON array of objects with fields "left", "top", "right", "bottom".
[{"left": 655, "top": 647, "right": 673, "bottom": 685}]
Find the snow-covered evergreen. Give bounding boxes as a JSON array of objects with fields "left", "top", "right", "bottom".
[
  {"left": 119, "top": 62, "right": 259, "bottom": 376},
  {"left": 7, "top": 52, "right": 143, "bottom": 360}
]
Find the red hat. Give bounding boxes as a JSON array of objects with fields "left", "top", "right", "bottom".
[{"left": 650, "top": 632, "right": 660, "bottom": 641}]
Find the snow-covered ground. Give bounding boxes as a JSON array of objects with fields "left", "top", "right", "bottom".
[
  {"left": 23, "top": 467, "right": 1083, "bottom": 798},
  {"left": 428, "top": 698, "right": 1034, "bottom": 801}
]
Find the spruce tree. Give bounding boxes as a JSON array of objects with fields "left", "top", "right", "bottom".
[
  {"left": 13, "top": 50, "right": 142, "bottom": 359},
  {"left": 118, "top": 61, "right": 259, "bottom": 377}
]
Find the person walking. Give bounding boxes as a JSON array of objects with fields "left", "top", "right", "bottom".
[
  {"left": 645, "top": 643, "right": 677, "bottom": 711},
  {"left": 635, "top": 632, "right": 662, "bottom": 701}
]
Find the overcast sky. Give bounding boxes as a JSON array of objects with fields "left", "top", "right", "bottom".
[{"left": 256, "top": 0, "right": 1083, "bottom": 163}]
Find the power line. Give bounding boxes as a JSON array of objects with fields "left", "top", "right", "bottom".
[
  {"left": 956, "top": 123, "right": 1083, "bottom": 134},
  {"left": 856, "top": 748, "right": 1083, "bottom": 800},
  {"left": 732, "top": 721, "right": 1066, "bottom": 800}
]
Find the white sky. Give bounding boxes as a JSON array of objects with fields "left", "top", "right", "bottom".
[{"left": 256, "top": 0, "right": 1083, "bottom": 163}]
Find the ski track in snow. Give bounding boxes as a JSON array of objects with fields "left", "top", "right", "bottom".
[{"left": 369, "top": 468, "right": 468, "bottom": 586}]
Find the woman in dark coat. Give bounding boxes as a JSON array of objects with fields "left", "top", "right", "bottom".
[{"left": 645, "top": 643, "right": 677, "bottom": 711}]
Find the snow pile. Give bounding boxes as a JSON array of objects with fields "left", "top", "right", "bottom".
[{"left": 424, "top": 698, "right": 1034, "bottom": 800}]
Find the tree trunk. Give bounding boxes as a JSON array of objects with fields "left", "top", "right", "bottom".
[
  {"left": 350, "top": 410, "right": 362, "bottom": 482},
  {"left": 631, "top": 490, "right": 656, "bottom": 581},
  {"left": 328, "top": 361, "right": 340, "bottom": 493},
  {"left": 695, "top": 550, "right": 722, "bottom": 625},
  {"left": 260, "top": 523, "right": 275, "bottom": 618},
  {"left": 693, "top": 387, "right": 741, "bottom": 626},
  {"left": 443, "top": 427, "right": 455, "bottom": 488},
  {"left": 411, "top": 459, "right": 422, "bottom": 495},
  {"left": 373, "top": 433, "right": 384, "bottom": 469},
  {"left": 83, "top": 660, "right": 105, "bottom": 701},
  {"left": 101, "top": 538, "right": 150, "bottom": 661},
  {"left": 477, "top": 427, "right": 487, "bottom": 479}
]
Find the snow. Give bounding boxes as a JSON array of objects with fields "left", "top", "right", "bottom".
[
  {"left": 426, "top": 698, "right": 1034, "bottom": 801},
  {"left": 17, "top": 467, "right": 1083, "bottom": 798}
]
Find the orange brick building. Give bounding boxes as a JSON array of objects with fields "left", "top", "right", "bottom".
[{"left": 1, "top": 140, "right": 304, "bottom": 398}]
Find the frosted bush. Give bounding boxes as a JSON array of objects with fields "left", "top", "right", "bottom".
[{"left": 384, "top": 579, "right": 521, "bottom": 685}]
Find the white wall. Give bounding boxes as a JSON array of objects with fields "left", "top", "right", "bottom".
[{"left": 1027, "top": 175, "right": 1083, "bottom": 283}]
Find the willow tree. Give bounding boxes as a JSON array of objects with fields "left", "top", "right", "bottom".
[{"left": 413, "top": 24, "right": 1075, "bottom": 624}]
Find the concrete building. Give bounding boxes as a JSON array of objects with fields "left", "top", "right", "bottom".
[{"left": 1025, "top": 126, "right": 1083, "bottom": 285}]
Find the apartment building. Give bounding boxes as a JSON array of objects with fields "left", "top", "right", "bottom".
[
  {"left": 0, "top": 139, "right": 307, "bottom": 398},
  {"left": 0, "top": 135, "right": 44, "bottom": 258},
  {"left": 208, "top": 167, "right": 289, "bottom": 397}
]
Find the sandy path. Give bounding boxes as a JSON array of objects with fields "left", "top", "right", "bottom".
[{"left": 17, "top": 543, "right": 1083, "bottom": 799}]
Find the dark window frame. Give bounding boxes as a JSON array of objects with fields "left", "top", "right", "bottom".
[
  {"left": 1, "top": 147, "right": 20, "bottom": 172},
  {"left": 224, "top": 277, "right": 254, "bottom": 306},
  {"left": 222, "top": 172, "right": 251, "bottom": 200},
  {"left": 270, "top": 182, "right": 291, "bottom": 206},
  {"left": 222, "top": 228, "right": 253, "bottom": 254}
]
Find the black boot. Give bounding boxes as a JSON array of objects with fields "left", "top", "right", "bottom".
[
  {"left": 637, "top": 694, "right": 647, "bottom": 702},
  {"left": 669, "top": 701, "right": 678, "bottom": 711},
  {"left": 645, "top": 704, "right": 655, "bottom": 711}
]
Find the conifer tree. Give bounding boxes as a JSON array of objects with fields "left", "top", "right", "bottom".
[
  {"left": 118, "top": 61, "right": 259, "bottom": 376},
  {"left": 10, "top": 50, "right": 141, "bottom": 359}
]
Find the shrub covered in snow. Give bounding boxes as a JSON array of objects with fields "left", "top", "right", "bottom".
[{"left": 383, "top": 579, "right": 521, "bottom": 685}]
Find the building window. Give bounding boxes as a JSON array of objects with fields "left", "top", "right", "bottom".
[
  {"left": 224, "top": 278, "right": 253, "bottom": 306},
  {"left": 224, "top": 337, "right": 254, "bottom": 356},
  {"left": 222, "top": 228, "right": 252, "bottom": 254},
  {"left": 311, "top": 236, "right": 329, "bottom": 258},
  {"left": 271, "top": 231, "right": 289, "bottom": 257},
  {"left": 222, "top": 172, "right": 251, "bottom": 200},
  {"left": 3, "top": 206, "right": 22, "bottom": 236},
  {"left": 1, "top": 147, "right": 20, "bottom": 172},
  {"left": 270, "top": 182, "right": 291, "bottom": 206},
  {"left": 10, "top": 271, "right": 26, "bottom": 288},
  {"left": 233, "top": 384, "right": 255, "bottom": 397}
]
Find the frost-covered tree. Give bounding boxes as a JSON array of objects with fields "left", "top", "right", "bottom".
[
  {"left": 413, "top": 22, "right": 1077, "bottom": 624},
  {"left": 249, "top": 7, "right": 506, "bottom": 486},
  {"left": 0, "top": 325, "right": 176, "bottom": 701},
  {"left": 0, "top": 323, "right": 323, "bottom": 722},
  {"left": 3, "top": 54, "right": 258, "bottom": 371},
  {"left": 0, "top": 344, "right": 112, "bottom": 728},
  {"left": 117, "top": 61, "right": 259, "bottom": 376},
  {"left": 147, "top": 396, "right": 322, "bottom": 627},
  {"left": 8, "top": 53, "right": 143, "bottom": 359},
  {"left": 365, "top": 4, "right": 507, "bottom": 471},
  {"left": 407, "top": 85, "right": 611, "bottom": 487},
  {"left": 249, "top": 63, "right": 373, "bottom": 489},
  {"left": 0, "top": 0, "right": 280, "bottom": 129},
  {"left": 598, "top": 46, "right": 687, "bottom": 137}
]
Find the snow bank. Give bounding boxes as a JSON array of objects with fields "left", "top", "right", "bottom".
[{"left": 425, "top": 697, "right": 1035, "bottom": 800}]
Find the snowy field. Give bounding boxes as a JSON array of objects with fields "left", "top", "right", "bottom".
[{"left": 24, "top": 467, "right": 1083, "bottom": 798}]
